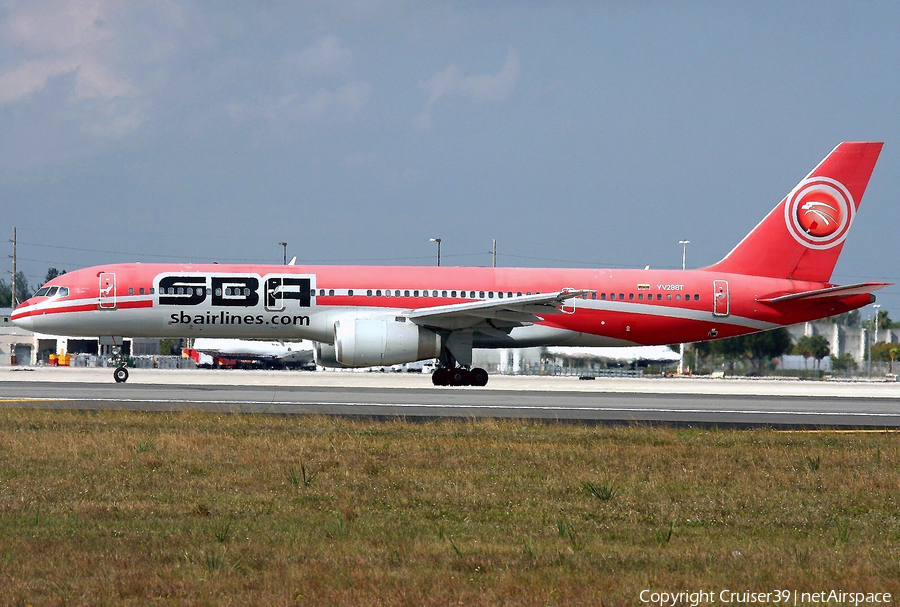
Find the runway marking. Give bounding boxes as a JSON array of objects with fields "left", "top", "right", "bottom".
[{"left": 2, "top": 397, "right": 898, "bottom": 418}]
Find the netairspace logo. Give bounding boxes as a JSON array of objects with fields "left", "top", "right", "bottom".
[{"left": 639, "top": 589, "right": 892, "bottom": 606}]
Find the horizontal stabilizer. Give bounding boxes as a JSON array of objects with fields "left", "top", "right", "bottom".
[{"left": 757, "top": 282, "right": 891, "bottom": 305}]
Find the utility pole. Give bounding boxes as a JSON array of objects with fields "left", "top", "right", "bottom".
[
  {"left": 678, "top": 239, "right": 690, "bottom": 374},
  {"left": 11, "top": 227, "right": 16, "bottom": 308},
  {"left": 492, "top": 239, "right": 497, "bottom": 268},
  {"left": 279, "top": 242, "right": 287, "bottom": 265}
]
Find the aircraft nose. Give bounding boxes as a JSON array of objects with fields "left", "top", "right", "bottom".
[{"left": 10, "top": 310, "right": 34, "bottom": 332}]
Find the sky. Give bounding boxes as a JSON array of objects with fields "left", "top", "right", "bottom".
[{"left": 2, "top": 1, "right": 899, "bottom": 319}]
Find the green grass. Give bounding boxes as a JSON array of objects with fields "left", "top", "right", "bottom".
[{"left": 0, "top": 409, "right": 898, "bottom": 605}]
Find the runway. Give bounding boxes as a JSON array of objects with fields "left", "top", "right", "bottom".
[{"left": 2, "top": 368, "right": 899, "bottom": 427}]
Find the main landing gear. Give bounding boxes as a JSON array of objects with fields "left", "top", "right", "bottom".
[{"left": 432, "top": 366, "right": 489, "bottom": 387}]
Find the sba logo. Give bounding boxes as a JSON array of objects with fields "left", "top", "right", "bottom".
[{"left": 157, "top": 274, "right": 312, "bottom": 309}]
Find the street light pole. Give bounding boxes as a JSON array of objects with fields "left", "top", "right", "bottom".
[
  {"left": 678, "top": 240, "right": 690, "bottom": 374},
  {"left": 278, "top": 242, "right": 287, "bottom": 265},
  {"left": 429, "top": 238, "right": 441, "bottom": 266}
]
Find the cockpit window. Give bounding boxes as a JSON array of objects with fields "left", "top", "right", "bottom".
[
  {"left": 45, "top": 287, "right": 59, "bottom": 297},
  {"left": 58, "top": 287, "right": 69, "bottom": 297},
  {"left": 34, "top": 287, "right": 50, "bottom": 297}
]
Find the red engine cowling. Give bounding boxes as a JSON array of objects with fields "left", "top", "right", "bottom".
[{"left": 334, "top": 319, "right": 441, "bottom": 367}]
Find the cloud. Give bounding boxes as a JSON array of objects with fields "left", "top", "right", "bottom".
[
  {"left": 227, "top": 80, "right": 372, "bottom": 133},
  {"left": 421, "top": 47, "right": 520, "bottom": 104},
  {"left": 285, "top": 35, "right": 353, "bottom": 78},
  {"left": 0, "top": 0, "right": 143, "bottom": 138},
  {"left": 0, "top": 57, "right": 78, "bottom": 103},
  {"left": 415, "top": 47, "right": 520, "bottom": 130},
  {"left": 227, "top": 36, "right": 370, "bottom": 136}
]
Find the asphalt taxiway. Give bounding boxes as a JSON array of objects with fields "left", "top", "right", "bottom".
[{"left": 1, "top": 368, "right": 898, "bottom": 428}]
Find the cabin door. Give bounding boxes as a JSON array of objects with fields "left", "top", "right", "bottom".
[
  {"left": 713, "top": 280, "right": 729, "bottom": 317},
  {"left": 99, "top": 272, "right": 117, "bottom": 309}
]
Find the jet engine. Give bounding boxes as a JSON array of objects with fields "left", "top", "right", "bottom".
[
  {"left": 313, "top": 342, "right": 347, "bottom": 368},
  {"left": 332, "top": 319, "right": 441, "bottom": 367}
]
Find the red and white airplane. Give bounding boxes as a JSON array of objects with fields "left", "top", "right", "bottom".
[{"left": 12, "top": 142, "right": 887, "bottom": 385}]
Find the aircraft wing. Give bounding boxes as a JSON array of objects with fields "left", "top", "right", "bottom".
[
  {"left": 402, "top": 289, "right": 593, "bottom": 330},
  {"left": 757, "top": 282, "right": 891, "bottom": 305}
]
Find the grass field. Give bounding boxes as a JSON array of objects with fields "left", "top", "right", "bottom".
[{"left": 1, "top": 409, "right": 898, "bottom": 606}]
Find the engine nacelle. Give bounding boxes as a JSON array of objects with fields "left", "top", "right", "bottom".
[{"left": 334, "top": 319, "right": 441, "bottom": 367}]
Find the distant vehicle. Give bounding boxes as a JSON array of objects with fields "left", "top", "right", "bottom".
[
  {"left": 12, "top": 143, "right": 889, "bottom": 386},
  {"left": 185, "top": 338, "right": 314, "bottom": 370}
]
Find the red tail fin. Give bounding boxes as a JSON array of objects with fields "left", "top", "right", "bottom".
[{"left": 704, "top": 142, "right": 883, "bottom": 282}]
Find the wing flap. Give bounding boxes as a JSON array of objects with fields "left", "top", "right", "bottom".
[{"left": 403, "top": 289, "right": 593, "bottom": 329}]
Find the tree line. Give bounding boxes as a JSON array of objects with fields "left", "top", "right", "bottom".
[{"left": 1, "top": 268, "right": 65, "bottom": 307}]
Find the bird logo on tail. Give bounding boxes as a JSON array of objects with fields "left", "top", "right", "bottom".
[{"left": 784, "top": 177, "right": 854, "bottom": 249}]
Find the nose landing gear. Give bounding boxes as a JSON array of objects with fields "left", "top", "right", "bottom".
[
  {"left": 111, "top": 345, "right": 129, "bottom": 383},
  {"left": 113, "top": 366, "right": 129, "bottom": 383},
  {"left": 432, "top": 366, "right": 489, "bottom": 387}
]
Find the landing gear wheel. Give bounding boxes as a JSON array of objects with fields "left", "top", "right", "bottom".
[
  {"left": 470, "top": 367, "right": 489, "bottom": 386},
  {"left": 432, "top": 368, "right": 450, "bottom": 386},
  {"left": 113, "top": 366, "right": 129, "bottom": 383},
  {"left": 449, "top": 368, "right": 468, "bottom": 386}
]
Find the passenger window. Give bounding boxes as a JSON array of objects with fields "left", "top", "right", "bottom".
[
  {"left": 319, "top": 289, "right": 325, "bottom": 296},
  {"left": 367, "top": 290, "right": 372, "bottom": 297},
  {"left": 385, "top": 290, "right": 391, "bottom": 297},
  {"left": 329, "top": 289, "right": 334, "bottom": 296},
  {"left": 435, "top": 291, "right": 440, "bottom": 297},
  {"left": 376, "top": 290, "right": 382, "bottom": 297},
  {"left": 479, "top": 291, "right": 485, "bottom": 298},
  {"left": 526, "top": 292, "right": 532, "bottom": 296},
  {"left": 591, "top": 292, "right": 597, "bottom": 300},
  {"left": 619, "top": 293, "right": 625, "bottom": 300},
  {"left": 517, "top": 292, "right": 523, "bottom": 297},
  {"left": 629, "top": 293, "right": 634, "bottom": 301},
  {"left": 404, "top": 290, "right": 410, "bottom": 297},
  {"left": 394, "top": 290, "right": 400, "bottom": 297},
  {"left": 657, "top": 294, "right": 662, "bottom": 301},
  {"left": 244, "top": 288, "right": 250, "bottom": 296},
  {"left": 695, "top": 294, "right": 700, "bottom": 301},
  {"left": 449, "top": 291, "right": 455, "bottom": 297},
  {"left": 610, "top": 293, "right": 616, "bottom": 300},
  {"left": 667, "top": 294, "right": 672, "bottom": 301},
  {"left": 488, "top": 292, "right": 494, "bottom": 298},
  {"left": 498, "top": 292, "right": 503, "bottom": 298},
  {"left": 600, "top": 293, "right": 606, "bottom": 300},
  {"left": 638, "top": 294, "right": 643, "bottom": 300},
  {"left": 676, "top": 294, "right": 681, "bottom": 301},
  {"left": 139, "top": 287, "right": 145, "bottom": 295},
  {"left": 413, "top": 290, "right": 419, "bottom": 297},
  {"left": 149, "top": 288, "right": 155, "bottom": 295},
  {"left": 348, "top": 290, "right": 354, "bottom": 297}
]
